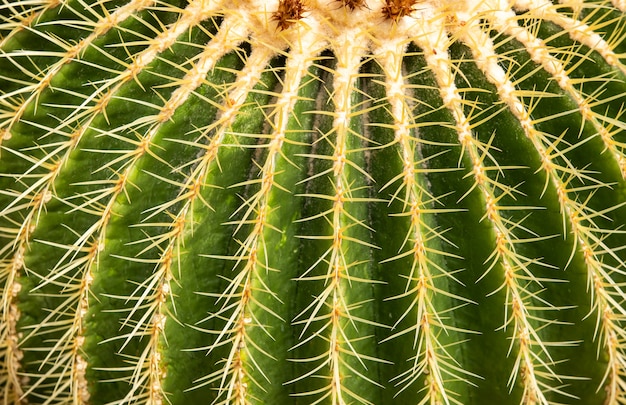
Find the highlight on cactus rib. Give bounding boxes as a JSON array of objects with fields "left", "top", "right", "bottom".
[{"left": 0, "top": 0, "right": 625, "bottom": 404}]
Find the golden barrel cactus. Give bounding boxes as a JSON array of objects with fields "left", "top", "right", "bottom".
[{"left": 1, "top": 0, "right": 626, "bottom": 404}]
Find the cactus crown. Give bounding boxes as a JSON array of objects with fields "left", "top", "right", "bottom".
[{"left": 1, "top": 0, "right": 626, "bottom": 404}]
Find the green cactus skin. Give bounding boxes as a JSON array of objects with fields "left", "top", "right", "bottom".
[{"left": 1, "top": 0, "right": 626, "bottom": 404}]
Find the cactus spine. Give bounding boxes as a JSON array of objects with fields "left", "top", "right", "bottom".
[{"left": 1, "top": 0, "right": 626, "bottom": 403}]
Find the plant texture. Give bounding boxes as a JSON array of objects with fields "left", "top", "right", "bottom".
[{"left": 1, "top": 0, "right": 626, "bottom": 404}]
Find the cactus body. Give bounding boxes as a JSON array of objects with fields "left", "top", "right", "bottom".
[{"left": 1, "top": 0, "right": 626, "bottom": 404}]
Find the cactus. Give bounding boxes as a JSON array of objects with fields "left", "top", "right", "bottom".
[{"left": 1, "top": 0, "right": 626, "bottom": 403}]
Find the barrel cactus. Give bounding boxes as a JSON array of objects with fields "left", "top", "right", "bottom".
[{"left": 1, "top": 0, "right": 626, "bottom": 404}]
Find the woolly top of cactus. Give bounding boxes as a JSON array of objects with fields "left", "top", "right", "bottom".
[{"left": 1, "top": 0, "right": 626, "bottom": 405}]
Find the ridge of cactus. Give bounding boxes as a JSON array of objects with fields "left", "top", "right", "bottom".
[{"left": 0, "top": 0, "right": 626, "bottom": 404}]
